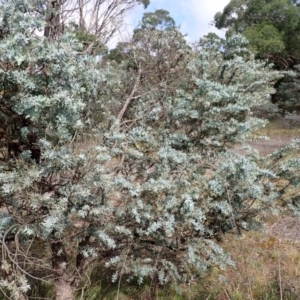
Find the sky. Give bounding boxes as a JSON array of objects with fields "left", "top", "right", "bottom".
[{"left": 128, "top": 0, "right": 231, "bottom": 43}]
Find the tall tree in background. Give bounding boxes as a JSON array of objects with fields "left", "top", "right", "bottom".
[
  {"left": 42, "top": 0, "right": 149, "bottom": 44},
  {"left": 66, "top": 0, "right": 150, "bottom": 45},
  {"left": 103, "top": 9, "right": 189, "bottom": 125},
  {"left": 135, "top": 8, "right": 176, "bottom": 31},
  {"left": 214, "top": 0, "right": 300, "bottom": 64},
  {"left": 214, "top": 0, "right": 300, "bottom": 108}
]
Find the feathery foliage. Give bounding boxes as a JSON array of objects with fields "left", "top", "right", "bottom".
[{"left": 0, "top": 2, "right": 292, "bottom": 299}]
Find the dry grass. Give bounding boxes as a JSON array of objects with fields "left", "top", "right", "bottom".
[
  {"left": 258, "top": 118, "right": 300, "bottom": 138},
  {"left": 186, "top": 119, "right": 300, "bottom": 299},
  {"left": 189, "top": 220, "right": 300, "bottom": 300},
  {"left": 233, "top": 119, "right": 300, "bottom": 156},
  {"left": 21, "top": 221, "right": 300, "bottom": 300},
  {"left": 64, "top": 213, "right": 300, "bottom": 300}
]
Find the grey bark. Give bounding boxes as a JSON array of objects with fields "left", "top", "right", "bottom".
[
  {"left": 44, "top": 1, "right": 63, "bottom": 39},
  {"left": 51, "top": 241, "right": 74, "bottom": 300}
]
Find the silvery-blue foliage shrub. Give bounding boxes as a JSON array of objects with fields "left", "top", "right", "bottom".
[{"left": 0, "top": 1, "right": 285, "bottom": 298}]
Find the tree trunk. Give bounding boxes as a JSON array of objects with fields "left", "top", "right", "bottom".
[
  {"left": 78, "top": 0, "right": 85, "bottom": 31},
  {"left": 51, "top": 241, "right": 74, "bottom": 300},
  {"left": 54, "top": 272, "right": 74, "bottom": 300},
  {"left": 18, "top": 292, "right": 28, "bottom": 300},
  {"left": 44, "top": 1, "right": 62, "bottom": 39}
]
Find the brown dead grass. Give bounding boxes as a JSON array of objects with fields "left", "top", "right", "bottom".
[
  {"left": 191, "top": 219, "right": 300, "bottom": 300},
  {"left": 196, "top": 119, "right": 300, "bottom": 299},
  {"left": 232, "top": 119, "right": 300, "bottom": 156}
]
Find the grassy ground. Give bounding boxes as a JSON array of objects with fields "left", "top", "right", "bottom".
[
  {"left": 194, "top": 222, "right": 300, "bottom": 300},
  {"left": 65, "top": 219, "right": 300, "bottom": 300},
  {"left": 234, "top": 119, "right": 300, "bottom": 156}
]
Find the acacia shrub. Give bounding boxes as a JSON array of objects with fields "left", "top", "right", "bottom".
[{"left": 0, "top": 2, "right": 287, "bottom": 300}]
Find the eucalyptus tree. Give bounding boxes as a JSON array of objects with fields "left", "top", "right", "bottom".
[
  {"left": 214, "top": 0, "right": 300, "bottom": 108},
  {"left": 214, "top": 0, "right": 300, "bottom": 61},
  {"left": 63, "top": 0, "right": 150, "bottom": 45},
  {"left": 135, "top": 8, "right": 176, "bottom": 31},
  {"left": 0, "top": 2, "right": 285, "bottom": 300},
  {"left": 102, "top": 10, "right": 190, "bottom": 126},
  {"left": 28, "top": 0, "right": 150, "bottom": 43}
]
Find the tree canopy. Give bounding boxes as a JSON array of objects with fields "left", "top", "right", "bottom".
[
  {"left": 214, "top": 0, "right": 300, "bottom": 65},
  {"left": 214, "top": 0, "right": 300, "bottom": 108}
]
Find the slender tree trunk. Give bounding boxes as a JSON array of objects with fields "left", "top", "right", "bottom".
[
  {"left": 54, "top": 272, "right": 73, "bottom": 300},
  {"left": 18, "top": 292, "right": 28, "bottom": 300},
  {"left": 51, "top": 241, "right": 74, "bottom": 300},
  {"left": 117, "top": 64, "right": 142, "bottom": 123},
  {"left": 44, "top": 1, "right": 62, "bottom": 39},
  {"left": 78, "top": 0, "right": 85, "bottom": 30}
]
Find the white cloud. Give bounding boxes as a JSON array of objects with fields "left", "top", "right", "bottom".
[
  {"left": 110, "top": 0, "right": 230, "bottom": 47},
  {"left": 183, "top": 0, "right": 229, "bottom": 39}
]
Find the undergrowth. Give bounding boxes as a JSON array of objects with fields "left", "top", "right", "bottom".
[
  {"left": 2, "top": 120, "right": 300, "bottom": 300},
  {"left": 6, "top": 218, "right": 297, "bottom": 300}
]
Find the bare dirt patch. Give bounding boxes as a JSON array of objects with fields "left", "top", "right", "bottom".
[
  {"left": 268, "top": 217, "right": 300, "bottom": 242},
  {"left": 233, "top": 136, "right": 297, "bottom": 156}
]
